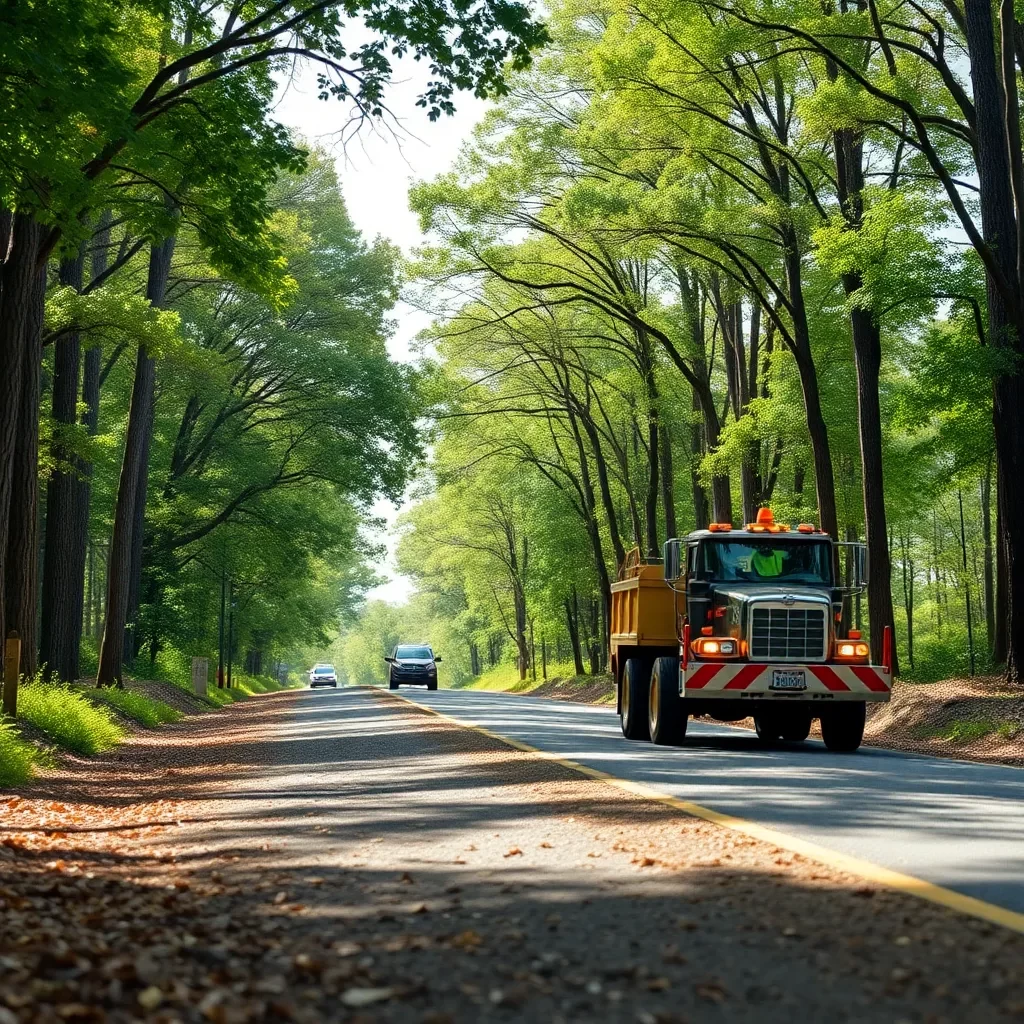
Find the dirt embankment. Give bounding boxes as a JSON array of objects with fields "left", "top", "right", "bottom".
[{"left": 488, "top": 674, "right": 1024, "bottom": 768}]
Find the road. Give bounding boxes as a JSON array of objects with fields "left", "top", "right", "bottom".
[
  {"left": 7, "top": 685, "right": 1024, "bottom": 1023},
  {"left": 394, "top": 687, "right": 1024, "bottom": 918}
]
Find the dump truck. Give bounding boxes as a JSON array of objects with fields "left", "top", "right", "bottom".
[{"left": 610, "top": 508, "right": 892, "bottom": 753}]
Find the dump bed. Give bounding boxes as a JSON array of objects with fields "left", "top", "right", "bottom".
[{"left": 610, "top": 561, "right": 680, "bottom": 650}]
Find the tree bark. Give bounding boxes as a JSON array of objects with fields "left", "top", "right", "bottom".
[
  {"left": 96, "top": 235, "right": 176, "bottom": 686},
  {"left": 963, "top": 0, "right": 1024, "bottom": 682},
  {"left": 39, "top": 252, "right": 86, "bottom": 681},
  {"left": 4, "top": 258, "right": 47, "bottom": 676},
  {"left": 0, "top": 214, "right": 45, "bottom": 652},
  {"left": 982, "top": 465, "right": 996, "bottom": 653},
  {"left": 690, "top": 391, "right": 710, "bottom": 529},
  {"left": 565, "top": 588, "right": 585, "bottom": 676},
  {"left": 783, "top": 238, "right": 839, "bottom": 540},
  {"left": 659, "top": 424, "right": 677, "bottom": 539}
]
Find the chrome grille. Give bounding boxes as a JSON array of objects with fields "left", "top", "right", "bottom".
[{"left": 750, "top": 606, "right": 827, "bottom": 661}]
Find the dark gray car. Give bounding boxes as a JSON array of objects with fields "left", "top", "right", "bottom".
[{"left": 385, "top": 645, "right": 441, "bottom": 690}]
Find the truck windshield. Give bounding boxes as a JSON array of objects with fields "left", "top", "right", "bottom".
[{"left": 702, "top": 539, "right": 832, "bottom": 585}]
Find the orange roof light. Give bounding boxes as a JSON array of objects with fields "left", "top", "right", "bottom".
[
  {"left": 746, "top": 507, "right": 788, "bottom": 532},
  {"left": 797, "top": 523, "right": 815, "bottom": 533},
  {"left": 708, "top": 522, "right": 733, "bottom": 532}
]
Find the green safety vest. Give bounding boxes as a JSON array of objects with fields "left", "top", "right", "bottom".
[{"left": 752, "top": 549, "right": 784, "bottom": 577}]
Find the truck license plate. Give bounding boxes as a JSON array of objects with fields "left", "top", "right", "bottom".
[{"left": 771, "top": 669, "right": 806, "bottom": 691}]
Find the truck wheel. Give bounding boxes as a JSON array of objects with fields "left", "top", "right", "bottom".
[
  {"left": 780, "top": 709, "right": 812, "bottom": 742},
  {"left": 821, "top": 703, "right": 866, "bottom": 752},
  {"left": 754, "top": 710, "right": 781, "bottom": 744},
  {"left": 620, "top": 658, "right": 650, "bottom": 740},
  {"left": 648, "top": 656, "right": 687, "bottom": 745}
]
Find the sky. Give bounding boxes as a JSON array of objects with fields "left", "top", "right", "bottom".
[{"left": 273, "top": 65, "right": 488, "bottom": 605}]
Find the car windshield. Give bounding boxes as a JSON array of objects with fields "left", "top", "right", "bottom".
[
  {"left": 702, "top": 539, "right": 832, "bottom": 585},
  {"left": 313, "top": 665, "right": 334, "bottom": 673},
  {"left": 395, "top": 646, "right": 432, "bottom": 660}
]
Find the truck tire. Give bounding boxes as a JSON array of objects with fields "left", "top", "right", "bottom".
[
  {"left": 620, "top": 658, "right": 650, "bottom": 740},
  {"left": 779, "top": 709, "right": 812, "bottom": 742},
  {"left": 648, "top": 656, "right": 687, "bottom": 745},
  {"left": 821, "top": 702, "right": 866, "bottom": 752},
  {"left": 753, "top": 710, "right": 781, "bottom": 744}
]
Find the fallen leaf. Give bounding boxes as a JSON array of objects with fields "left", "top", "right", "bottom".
[
  {"left": 504, "top": 847, "right": 523, "bottom": 858},
  {"left": 452, "top": 930, "right": 483, "bottom": 949},
  {"left": 137, "top": 986, "right": 162, "bottom": 1011},
  {"left": 341, "top": 987, "right": 395, "bottom": 1007}
]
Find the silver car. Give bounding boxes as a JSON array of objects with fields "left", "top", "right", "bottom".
[{"left": 309, "top": 663, "right": 338, "bottom": 688}]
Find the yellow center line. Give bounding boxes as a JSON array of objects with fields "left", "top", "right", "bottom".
[{"left": 382, "top": 688, "right": 1024, "bottom": 936}]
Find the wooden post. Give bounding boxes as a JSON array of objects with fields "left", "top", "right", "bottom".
[{"left": 4, "top": 631, "right": 21, "bottom": 718}]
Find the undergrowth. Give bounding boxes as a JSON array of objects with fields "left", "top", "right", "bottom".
[
  {"left": 0, "top": 720, "right": 42, "bottom": 787},
  {"left": 16, "top": 680, "right": 124, "bottom": 756},
  {"left": 85, "top": 688, "right": 181, "bottom": 727}
]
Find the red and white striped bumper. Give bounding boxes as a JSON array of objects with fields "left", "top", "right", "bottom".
[{"left": 682, "top": 661, "right": 892, "bottom": 701}]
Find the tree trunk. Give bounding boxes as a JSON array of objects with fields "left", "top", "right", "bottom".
[
  {"left": 39, "top": 252, "right": 86, "bottom": 681},
  {"left": 847, "top": 298, "right": 899, "bottom": 671},
  {"left": 0, "top": 214, "right": 45, "bottom": 652},
  {"left": 982, "top": 465, "right": 996, "bottom": 653},
  {"left": 4, "top": 258, "right": 47, "bottom": 676},
  {"left": 690, "top": 391, "right": 710, "bottom": 529},
  {"left": 565, "top": 589, "right": 585, "bottom": 676},
  {"left": 995, "top": 469, "right": 1008, "bottom": 663},
  {"left": 659, "top": 424, "right": 677, "bottom": 539},
  {"left": 96, "top": 236, "right": 175, "bottom": 687},
  {"left": 783, "top": 239, "right": 839, "bottom": 540},
  {"left": 963, "top": 0, "right": 1024, "bottom": 682}
]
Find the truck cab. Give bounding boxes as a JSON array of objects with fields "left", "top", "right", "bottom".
[{"left": 610, "top": 509, "right": 892, "bottom": 753}]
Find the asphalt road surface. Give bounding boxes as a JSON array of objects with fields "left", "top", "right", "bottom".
[{"left": 393, "top": 687, "right": 1024, "bottom": 917}]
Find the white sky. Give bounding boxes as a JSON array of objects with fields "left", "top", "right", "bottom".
[{"left": 274, "top": 65, "right": 487, "bottom": 605}]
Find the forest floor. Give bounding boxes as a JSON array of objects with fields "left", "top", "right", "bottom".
[
  {"left": 3, "top": 685, "right": 1024, "bottom": 1023},
  {"left": 464, "top": 673, "right": 1024, "bottom": 768}
]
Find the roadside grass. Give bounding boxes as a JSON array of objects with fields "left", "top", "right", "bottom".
[
  {"left": 16, "top": 680, "right": 124, "bottom": 756},
  {"left": 912, "top": 718, "right": 1002, "bottom": 744},
  {"left": 0, "top": 720, "right": 43, "bottom": 787},
  {"left": 84, "top": 688, "right": 182, "bottom": 727},
  {"left": 453, "top": 660, "right": 590, "bottom": 693}
]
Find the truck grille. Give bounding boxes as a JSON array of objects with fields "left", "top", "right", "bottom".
[{"left": 750, "top": 606, "right": 827, "bottom": 661}]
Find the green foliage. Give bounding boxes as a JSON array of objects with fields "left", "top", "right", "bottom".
[
  {"left": 0, "top": 722, "right": 43, "bottom": 788},
  {"left": 16, "top": 682, "right": 125, "bottom": 756},
  {"left": 83, "top": 688, "right": 181, "bottom": 727}
]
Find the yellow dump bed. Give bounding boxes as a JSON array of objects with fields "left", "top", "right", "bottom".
[{"left": 610, "top": 560, "right": 680, "bottom": 649}]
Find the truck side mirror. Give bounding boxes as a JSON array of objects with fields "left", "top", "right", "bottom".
[
  {"left": 663, "top": 538, "right": 682, "bottom": 582},
  {"left": 836, "top": 541, "right": 869, "bottom": 590}
]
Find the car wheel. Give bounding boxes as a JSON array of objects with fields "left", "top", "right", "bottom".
[
  {"left": 389, "top": 681, "right": 398, "bottom": 690},
  {"left": 427, "top": 681, "right": 437, "bottom": 691}
]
